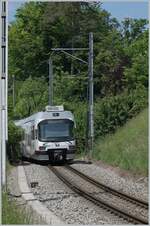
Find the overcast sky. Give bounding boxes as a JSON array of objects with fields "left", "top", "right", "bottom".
[{"left": 8, "top": 1, "right": 149, "bottom": 23}]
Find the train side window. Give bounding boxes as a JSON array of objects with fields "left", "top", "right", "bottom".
[
  {"left": 28, "top": 134, "right": 31, "bottom": 145},
  {"left": 31, "top": 126, "right": 35, "bottom": 140}
]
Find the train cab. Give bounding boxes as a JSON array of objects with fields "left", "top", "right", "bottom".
[{"left": 15, "top": 105, "right": 76, "bottom": 162}]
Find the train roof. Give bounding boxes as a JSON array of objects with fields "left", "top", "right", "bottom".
[{"left": 14, "top": 106, "right": 75, "bottom": 127}]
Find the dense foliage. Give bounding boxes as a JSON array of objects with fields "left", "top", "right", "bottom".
[
  {"left": 7, "top": 121, "right": 22, "bottom": 162},
  {"left": 8, "top": 2, "right": 148, "bottom": 153}
]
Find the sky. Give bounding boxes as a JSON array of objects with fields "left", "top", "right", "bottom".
[{"left": 8, "top": 1, "right": 149, "bottom": 23}]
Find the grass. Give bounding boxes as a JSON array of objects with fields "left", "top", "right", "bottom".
[
  {"left": 93, "top": 108, "right": 148, "bottom": 175},
  {"left": 2, "top": 191, "right": 33, "bottom": 224},
  {"left": 2, "top": 161, "right": 33, "bottom": 224}
]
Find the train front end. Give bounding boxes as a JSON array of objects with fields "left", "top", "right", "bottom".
[{"left": 34, "top": 106, "right": 76, "bottom": 162}]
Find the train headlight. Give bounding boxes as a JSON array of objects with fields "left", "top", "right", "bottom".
[
  {"left": 69, "top": 145, "right": 75, "bottom": 150},
  {"left": 39, "top": 146, "right": 46, "bottom": 151}
]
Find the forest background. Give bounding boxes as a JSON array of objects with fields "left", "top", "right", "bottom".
[{"left": 8, "top": 2, "right": 148, "bottom": 155}]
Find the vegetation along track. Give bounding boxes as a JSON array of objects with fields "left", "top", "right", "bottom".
[{"left": 48, "top": 165, "right": 148, "bottom": 225}]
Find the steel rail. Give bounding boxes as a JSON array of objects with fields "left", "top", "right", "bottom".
[
  {"left": 65, "top": 165, "right": 148, "bottom": 209},
  {"left": 49, "top": 165, "right": 148, "bottom": 225}
]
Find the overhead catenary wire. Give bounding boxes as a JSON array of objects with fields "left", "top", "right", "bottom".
[
  {"left": 50, "top": 34, "right": 94, "bottom": 155},
  {"left": 60, "top": 50, "right": 88, "bottom": 65}
]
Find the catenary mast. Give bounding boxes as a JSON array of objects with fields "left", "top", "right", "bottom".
[{"left": 0, "top": 0, "right": 7, "bottom": 187}]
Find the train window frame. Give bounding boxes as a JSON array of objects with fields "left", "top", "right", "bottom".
[
  {"left": 38, "top": 119, "right": 74, "bottom": 142},
  {"left": 35, "top": 129, "right": 38, "bottom": 139}
]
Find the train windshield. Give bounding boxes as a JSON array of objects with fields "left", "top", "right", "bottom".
[{"left": 38, "top": 119, "right": 74, "bottom": 142}]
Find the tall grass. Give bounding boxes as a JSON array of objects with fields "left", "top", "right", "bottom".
[
  {"left": 93, "top": 108, "right": 148, "bottom": 175},
  {"left": 2, "top": 192, "right": 32, "bottom": 224}
]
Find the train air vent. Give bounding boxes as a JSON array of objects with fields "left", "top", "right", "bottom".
[{"left": 53, "top": 113, "right": 59, "bottom": 117}]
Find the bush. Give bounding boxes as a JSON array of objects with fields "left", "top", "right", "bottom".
[
  {"left": 7, "top": 121, "right": 22, "bottom": 162},
  {"left": 94, "top": 85, "right": 147, "bottom": 138},
  {"left": 65, "top": 85, "right": 147, "bottom": 153},
  {"left": 64, "top": 102, "right": 88, "bottom": 153},
  {"left": 7, "top": 86, "right": 147, "bottom": 157}
]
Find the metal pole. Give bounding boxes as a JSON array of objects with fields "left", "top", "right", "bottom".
[
  {"left": 12, "top": 74, "right": 15, "bottom": 108},
  {"left": 1, "top": 0, "right": 6, "bottom": 187},
  {"left": 48, "top": 58, "right": 53, "bottom": 106},
  {"left": 5, "top": 0, "right": 8, "bottom": 142},
  {"left": 0, "top": 3, "right": 2, "bottom": 213},
  {"left": 51, "top": 44, "right": 93, "bottom": 156},
  {"left": 88, "top": 32, "right": 94, "bottom": 157}
]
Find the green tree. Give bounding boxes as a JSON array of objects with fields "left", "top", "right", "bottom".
[
  {"left": 9, "top": 2, "right": 46, "bottom": 80},
  {"left": 14, "top": 77, "right": 48, "bottom": 118},
  {"left": 122, "top": 18, "right": 148, "bottom": 44},
  {"left": 123, "top": 30, "right": 148, "bottom": 89},
  {"left": 8, "top": 2, "right": 148, "bottom": 154}
]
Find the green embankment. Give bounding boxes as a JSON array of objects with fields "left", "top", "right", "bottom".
[
  {"left": 93, "top": 108, "right": 148, "bottom": 175},
  {"left": 2, "top": 192, "right": 32, "bottom": 224}
]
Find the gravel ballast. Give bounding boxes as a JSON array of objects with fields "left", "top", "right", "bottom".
[
  {"left": 7, "top": 161, "right": 148, "bottom": 225},
  {"left": 53, "top": 166, "right": 148, "bottom": 220},
  {"left": 72, "top": 162, "right": 148, "bottom": 202},
  {"left": 23, "top": 162, "right": 148, "bottom": 224}
]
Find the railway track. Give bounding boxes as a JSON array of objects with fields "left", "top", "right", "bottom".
[
  {"left": 49, "top": 165, "right": 148, "bottom": 225},
  {"left": 65, "top": 165, "right": 148, "bottom": 209}
]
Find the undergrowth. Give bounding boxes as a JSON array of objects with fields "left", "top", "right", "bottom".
[
  {"left": 2, "top": 191, "right": 33, "bottom": 224},
  {"left": 92, "top": 108, "right": 148, "bottom": 175}
]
